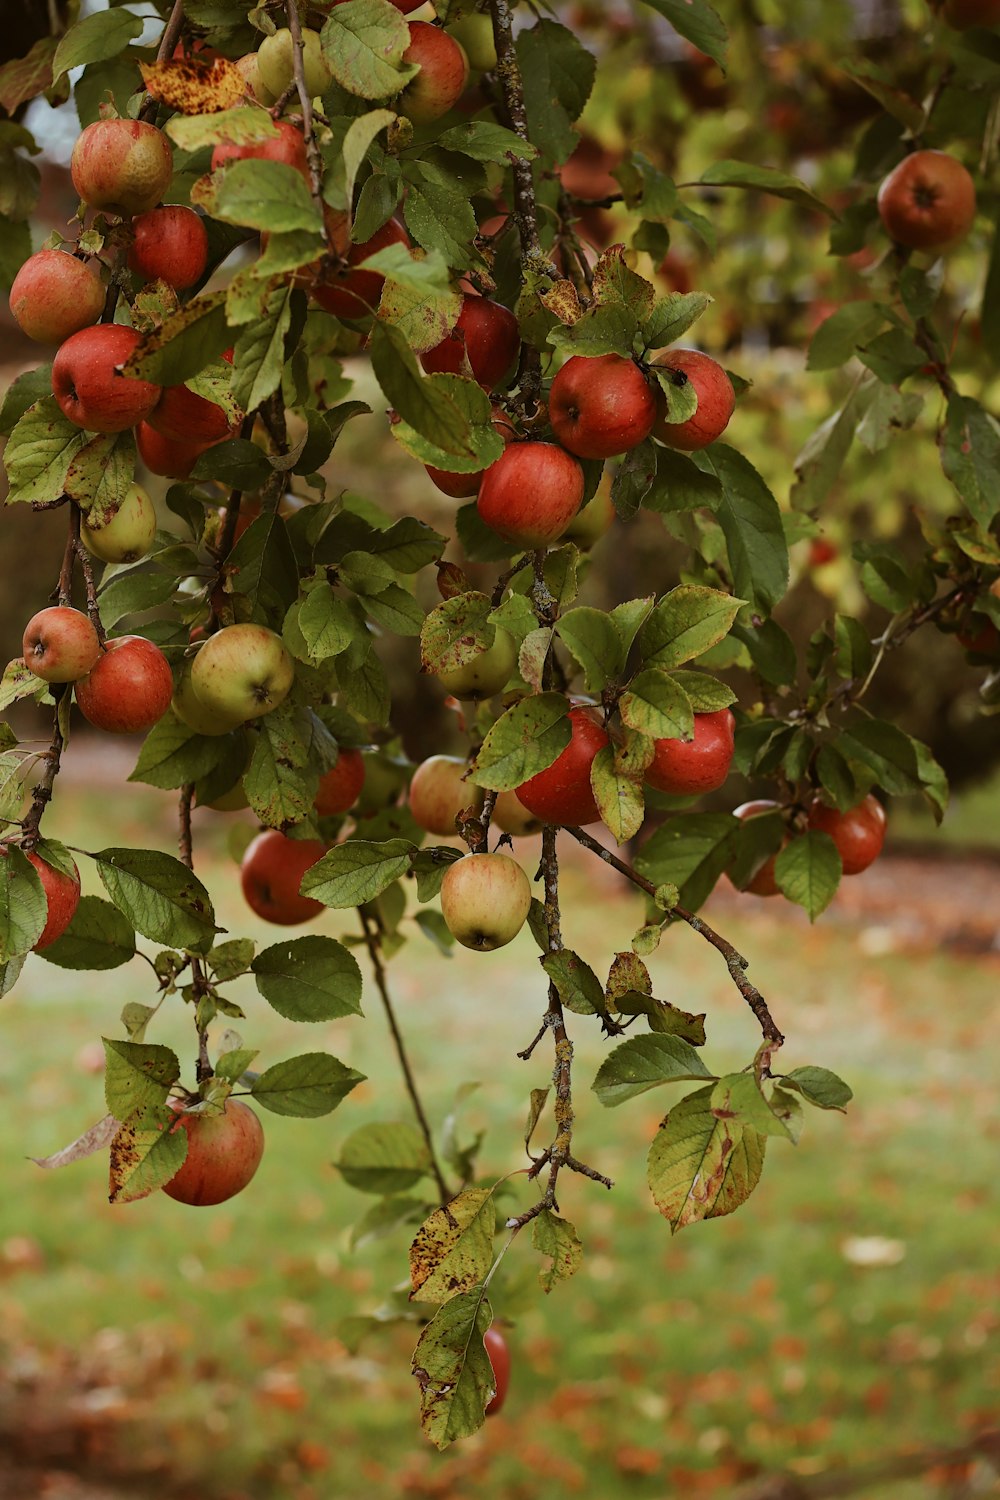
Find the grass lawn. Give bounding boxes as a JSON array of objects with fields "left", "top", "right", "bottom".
[{"left": 0, "top": 775, "right": 997, "bottom": 1499}]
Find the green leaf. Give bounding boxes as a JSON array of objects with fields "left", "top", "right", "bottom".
[
  {"left": 590, "top": 744, "right": 646, "bottom": 844},
  {"left": 780, "top": 1065, "right": 853, "bottom": 1111},
  {"left": 635, "top": 811, "right": 736, "bottom": 912},
  {"left": 250, "top": 1052, "right": 365, "bottom": 1117},
  {"left": 37, "top": 895, "right": 136, "bottom": 971},
  {"left": 4, "top": 396, "right": 88, "bottom": 505},
  {"left": 774, "top": 832, "right": 841, "bottom": 921},
  {"left": 94, "top": 848, "right": 218, "bottom": 954},
  {"left": 296, "top": 584, "right": 358, "bottom": 662},
  {"left": 231, "top": 282, "right": 294, "bottom": 412},
  {"left": 320, "top": 0, "right": 416, "bottom": 99},
  {"left": 636, "top": 0, "right": 727, "bottom": 68},
  {"left": 420, "top": 592, "right": 495, "bottom": 674},
  {"left": 411, "top": 1288, "right": 495, "bottom": 1449},
  {"left": 409, "top": 1188, "right": 497, "bottom": 1304},
  {"left": 165, "top": 106, "right": 281, "bottom": 153},
  {"left": 541, "top": 948, "right": 606, "bottom": 1017},
  {"left": 671, "top": 670, "right": 736, "bottom": 712},
  {"left": 301, "top": 839, "right": 416, "bottom": 908},
  {"left": 0, "top": 844, "right": 46, "bottom": 961},
  {"left": 941, "top": 395, "right": 1000, "bottom": 531},
  {"left": 639, "top": 584, "right": 742, "bottom": 669},
  {"left": 108, "top": 1102, "right": 187, "bottom": 1205},
  {"left": 252, "top": 935, "right": 363, "bottom": 1022},
  {"left": 647, "top": 1085, "right": 766, "bottom": 1232},
  {"left": 642, "top": 292, "right": 713, "bottom": 351},
  {"left": 128, "top": 712, "right": 231, "bottom": 792},
  {"left": 337, "top": 1120, "right": 431, "bottom": 1194},
  {"left": 52, "top": 9, "right": 144, "bottom": 82},
  {"left": 0, "top": 365, "right": 52, "bottom": 437},
  {"left": 437, "top": 121, "right": 538, "bottom": 163},
  {"left": 555, "top": 607, "right": 625, "bottom": 691},
  {"left": 0, "top": 38, "right": 57, "bottom": 118},
  {"left": 243, "top": 706, "right": 315, "bottom": 831},
  {"left": 532, "top": 1210, "right": 583, "bottom": 1293},
  {"left": 103, "top": 1039, "right": 179, "bottom": 1121},
  {"left": 122, "top": 291, "right": 231, "bottom": 387},
  {"left": 620, "top": 669, "right": 694, "bottom": 739},
  {"left": 470, "top": 693, "right": 572, "bottom": 792},
  {"left": 806, "top": 301, "right": 886, "bottom": 371},
  {"left": 547, "top": 303, "right": 640, "bottom": 359},
  {"left": 695, "top": 445, "right": 788, "bottom": 615},
  {"left": 516, "top": 21, "right": 596, "bottom": 163},
  {"left": 711, "top": 1072, "right": 793, "bottom": 1140},
  {"left": 593, "top": 1033, "right": 713, "bottom": 1107},
  {"left": 370, "top": 320, "right": 475, "bottom": 458},
  {"left": 697, "top": 159, "right": 832, "bottom": 214},
  {"left": 211, "top": 158, "right": 322, "bottom": 234}
]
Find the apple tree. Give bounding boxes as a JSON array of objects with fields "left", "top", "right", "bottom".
[{"left": 0, "top": 0, "right": 997, "bottom": 1447}]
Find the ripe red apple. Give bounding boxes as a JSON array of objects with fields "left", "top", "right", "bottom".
[
  {"left": 190, "top": 624, "right": 295, "bottom": 724},
  {"left": 8, "top": 250, "right": 105, "bottom": 344},
  {"left": 19, "top": 849, "right": 82, "bottom": 950},
  {"left": 137, "top": 421, "right": 213, "bottom": 479},
  {"left": 549, "top": 353, "right": 656, "bottom": 460},
  {"left": 22, "top": 606, "right": 101, "bottom": 684},
  {"left": 420, "top": 296, "right": 520, "bottom": 391},
  {"left": 315, "top": 748, "right": 366, "bottom": 816},
  {"left": 731, "top": 799, "right": 784, "bottom": 897},
  {"left": 477, "top": 442, "right": 584, "bottom": 548},
  {"left": 876, "top": 150, "right": 976, "bottom": 251},
  {"left": 645, "top": 709, "right": 735, "bottom": 796},
  {"left": 240, "top": 829, "right": 326, "bottom": 925},
  {"left": 484, "top": 1325, "right": 511, "bottom": 1416},
  {"left": 435, "top": 628, "right": 517, "bottom": 699},
  {"left": 71, "top": 119, "right": 174, "bottom": 217},
  {"left": 399, "top": 22, "right": 469, "bottom": 123},
  {"left": 807, "top": 794, "right": 886, "bottom": 876},
  {"left": 515, "top": 706, "right": 608, "bottom": 826},
  {"left": 75, "top": 635, "right": 174, "bottom": 734},
  {"left": 162, "top": 1098, "right": 265, "bottom": 1206},
  {"left": 491, "top": 789, "right": 543, "bottom": 837},
  {"left": 80, "top": 483, "right": 157, "bottom": 564},
  {"left": 425, "top": 409, "right": 517, "bottom": 498},
  {"left": 439, "top": 851, "right": 532, "bottom": 950},
  {"left": 52, "top": 324, "right": 161, "bottom": 434},
  {"left": 409, "top": 755, "right": 485, "bottom": 836},
  {"left": 148, "top": 383, "right": 237, "bottom": 445},
  {"left": 651, "top": 348, "right": 735, "bottom": 451},
  {"left": 808, "top": 537, "right": 838, "bottom": 568},
  {"left": 312, "top": 212, "right": 410, "bottom": 319},
  {"left": 210, "top": 120, "right": 309, "bottom": 176},
  {"left": 128, "top": 205, "right": 208, "bottom": 291},
  {"left": 558, "top": 134, "right": 621, "bottom": 202}
]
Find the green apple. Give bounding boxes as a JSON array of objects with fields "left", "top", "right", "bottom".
[
  {"left": 447, "top": 12, "right": 497, "bottom": 72},
  {"left": 436, "top": 628, "right": 517, "bottom": 699},
  {"left": 173, "top": 662, "right": 246, "bottom": 737},
  {"left": 257, "top": 27, "right": 331, "bottom": 99},
  {"left": 190, "top": 623, "right": 295, "bottom": 723},
  {"left": 80, "top": 484, "right": 157, "bottom": 565},
  {"left": 439, "top": 851, "right": 532, "bottom": 951}
]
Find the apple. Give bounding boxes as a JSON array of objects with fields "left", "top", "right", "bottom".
[
  {"left": 8, "top": 250, "right": 105, "bottom": 344},
  {"left": 52, "top": 324, "right": 161, "bottom": 435},
  {"left": 210, "top": 120, "right": 309, "bottom": 177},
  {"left": 128, "top": 205, "right": 208, "bottom": 291},
  {"left": 162, "top": 1098, "right": 265, "bottom": 1206},
  {"left": 957, "top": 618, "right": 1000, "bottom": 656},
  {"left": 315, "top": 748, "right": 366, "bottom": 816},
  {"left": 650, "top": 348, "right": 735, "bottom": 451},
  {"left": 645, "top": 709, "right": 735, "bottom": 796},
  {"left": 70, "top": 119, "right": 174, "bottom": 218},
  {"left": 731, "top": 799, "right": 784, "bottom": 897},
  {"left": 173, "top": 662, "right": 246, "bottom": 737},
  {"left": 148, "top": 383, "right": 237, "bottom": 446},
  {"left": 420, "top": 295, "right": 520, "bottom": 391},
  {"left": 240, "top": 829, "right": 326, "bottom": 925},
  {"left": 491, "top": 789, "right": 543, "bottom": 837},
  {"left": 435, "top": 628, "right": 517, "bottom": 699},
  {"left": 233, "top": 51, "right": 277, "bottom": 105},
  {"left": 22, "top": 606, "right": 101, "bottom": 684},
  {"left": 549, "top": 354, "right": 656, "bottom": 460},
  {"left": 876, "top": 150, "right": 976, "bottom": 251},
  {"left": 409, "top": 755, "right": 485, "bottom": 836},
  {"left": 257, "top": 27, "right": 332, "bottom": 99},
  {"left": 80, "top": 483, "right": 157, "bottom": 565},
  {"left": 940, "top": 0, "right": 1000, "bottom": 25},
  {"left": 478, "top": 442, "right": 584, "bottom": 549},
  {"left": 24, "top": 849, "right": 81, "bottom": 950},
  {"left": 807, "top": 794, "right": 886, "bottom": 876},
  {"left": 75, "top": 635, "right": 174, "bottom": 734},
  {"left": 425, "top": 409, "right": 517, "bottom": 498},
  {"left": 312, "top": 212, "right": 410, "bottom": 320},
  {"left": 399, "top": 22, "right": 470, "bottom": 124},
  {"left": 137, "top": 421, "right": 213, "bottom": 479},
  {"left": 562, "top": 481, "right": 615, "bottom": 550},
  {"left": 484, "top": 1325, "right": 511, "bottom": 1415},
  {"left": 190, "top": 624, "right": 295, "bottom": 724},
  {"left": 439, "top": 851, "right": 532, "bottom": 950},
  {"left": 448, "top": 12, "right": 497, "bottom": 71},
  {"left": 515, "top": 706, "right": 608, "bottom": 826}
]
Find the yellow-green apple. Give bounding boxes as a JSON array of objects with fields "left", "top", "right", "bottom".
[
  {"left": 807, "top": 794, "right": 886, "bottom": 875},
  {"left": 172, "top": 662, "right": 246, "bottom": 737},
  {"left": 75, "top": 635, "right": 174, "bottom": 734},
  {"left": 8, "top": 250, "right": 105, "bottom": 344},
  {"left": 26, "top": 849, "right": 81, "bottom": 949},
  {"left": 420, "top": 295, "right": 520, "bottom": 390},
  {"left": 515, "top": 705, "right": 608, "bottom": 825},
  {"left": 190, "top": 623, "right": 294, "bottom": 723},
  {"left": 447, "top": 11, "right": 497, "bottom": 71},
  {"left": 210, "top": 120, "right": 308, "bottom": 176},
  {"left": 399, "top": 22, "right": 469, "bottom": 123},
  {"left": 439, "top": 851, "right": 532, "bottom": 950},
  {"left": 484, "top": 1325, "right": 511, "bottom": 1415},
  {"left": 435, "top": 628, "right": 517, "bottom": 699},
  {"left": 137, "top": 421, "right": 213, "bottom": 479},
  {"left": 256, "top": 26, "right": 332, "bottom": 98},
  {"left": 22, "top": 606, "right": 101, "bottom": 684},
  {"left": 549, "top": 354, "right": 656, "bottom": 459},
  {"left": 80, "top": 483, "right": 157, "bottom": 565},
  {"left": 477, "top": 442, "right": 584, "bottom": 548},
  {"left": 162, "top": 1098, "right": 265, "bottom": 1205},
  {"left": 876, "top": 149, "right": 976, "bottom": 250},
  {"left": 651, "top": 348, "right": 734, "bottom": 450},
  {"left": 312, "top": 212, "right": 410, "bottom": 319},
  {"left": 645, "top": 708, "right": 735, "bottom": 796},
  {"left": 491, "top": 789, "right": 543, "bottom": 837},
  {"left": 52, "top": 324, "right": 161, "bottom": 434},
  {"left": 240, "top": 829, "right": 326, "bottom": 925},
  {"left": 128, "top": 205, "right": 208, "bottom": 291},
  {"left": 315, "top": 747, "right": 366, "bottom": 816},
  {"left": 70, "top": 119, "right": 174, "bottom": 217},
  {"left": 409, "top": 755, "right": 485, "bottom": 836}
]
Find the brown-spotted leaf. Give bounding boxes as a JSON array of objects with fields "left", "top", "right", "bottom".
[
  {"left": 647, "top": 1084, "right": 766, "bottom": 1232},
  {"left": 139, "top": 56, "right": 245, "bottom": 115},
  {"left": 31, "top": 1114, "right": 118, "bottom": 1170},
  {"left": 108, "top": 1102, "right": 187, "bottom": 1204},
  {"left": 539, "top": 278, "right": 582, "bottom": 325},
  {"left": 0, "top": 37, "right": 57, "bottom": 114},
  {"left": 409, "top": 1188, "right": 497, "bottom": 1304},
  {"left": 531, "top": 1209, "right": 583, "bottom": 1293},
  {"left": 411, "top": 1287, "right": 494, "bottom": 1449}
]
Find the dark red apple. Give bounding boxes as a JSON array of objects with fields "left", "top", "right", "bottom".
[
  {"left": 52, "top": 324, "right": 161, "bottom": 435},
  {"left": 22, "top": 606, "right": 101, "bottom": 684},
  {"left": 515, "top": 706, "right": 608, "bottom": 826},
  {"left": 240, "top": 830, "right": 326, "bottom": 926},
  {"left": 128, "top": 205, "right": 208, "bottom": 291},
  {"left": 137, "top": 421, "right": 213, "bottom": 479},
  {"left": 420, "top": 295, "right": 520, "bottom": 390},
  {"left": 477, "top": 442, "right": 584, "bottom": 548},
  {"left": 312, "top": 213, "right": 410, "bottom": 320},
  {"left": 315, "top": 748, "right": 366, "bottom": 817},
  {"left": 549, "top": 353, "right": 656, "bottom": 460},
  {"left": 210, "top": 120, "right": 308, "bottom": 177},
  {"left": 645, "top": 709, "right": 735, "bottom": 796},
  {"left": 807, "top": 794, "right": 886, "bottom": 876},
  {"left": 651, "top": 348, "right": 735, "bottom": 451},
  {"left": 876, "top": 150, "right": 976, "bottom": 251},
  {"left": 148, "top": 383, "right": 237, "bottom": 445},
  {"left": 75, "top": 636, "right": 174, "bottom": 734}
]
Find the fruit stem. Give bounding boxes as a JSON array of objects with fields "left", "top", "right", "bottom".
[
  {"left": 285, "top": 0, "right": 330, "bottom": 252},
  {"left": 358, "top": 905, "right": 452, "bottom": 1205},
  {"left": 139, "top": 0, "right": 187, "bottom": 123}
]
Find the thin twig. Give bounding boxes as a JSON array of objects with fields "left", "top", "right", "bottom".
[
  {"left": 20, "top": 690, "right": 67, "bottom": 851},
  {"left": 285, "top": 0, "right": 330, "bottom": 250}
]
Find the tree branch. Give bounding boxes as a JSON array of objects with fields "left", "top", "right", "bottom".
[
  {"left": 286, "top": 0, "right": 330, "bottom": 251},
  {"left": 19, "top": 689, "right": 67, "bottom": 852},
  {"left": 139, "top": 0, "right": 186, "bottom": 123}
]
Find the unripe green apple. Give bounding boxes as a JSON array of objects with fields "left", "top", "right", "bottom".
[
  {"left": 173, "top": 662, "right": 246, "bottom": 737},
  {"left": 447, "top": 12, "right": 497, "bottom": 72},
  {"left": 436, "top": 629, "right": 517, "bottom": 699},
  {"left": 257, "top": 27, "right": 331, "bottom": 99},
  {"left": 190, "top": 623, "right": 295, "bottom": 723},
  {"left": 439, "top": 851, "right": 532, "bottom": 950},
  {"left": 80, "top": 484, "right": 157, "bottom": 565}
]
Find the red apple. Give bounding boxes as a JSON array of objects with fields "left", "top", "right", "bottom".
[
  {"left": 558, "top": 134, "right": 620, "bottom": 202},
  {"left": 731, "top": 799, "right": 784, "bottom": 897},
  {"left": 210, "top": 120, "right": 309, "bottom": 176},
  {"left": 399, "top": 22, "right": 470, "bottom": 123},
  {"left": 876, "top": 150, "right": 976, "bottom": 251},
  {"left": 8, "top": 250, "right": 105, "bottom": 345},
  {"left": 315, "top": 748, "right": 366, "bottom": 817},
  {"left": 484, "top": 1325, "right": 511, "bottom": 1415},
  {"left": 75, "top": 635, "right": 174, "bottom": 734},
  {"left": 956, "top": 618, "right": 1000, "bottom": 656},
  {"left": 148, "top": 383, "right": 237, "bottom": 445},
  {"left": 162, "top": 1098, "right": 265, "bottom": 1206},
  {"left": 439, "top": 851, "right": 532, "bottom": 950},
  {"left": 515, "top": 706, "right": 608, "bottom": 826},
  {"left": 128, "top": 205, "right": 208, "bottom": 291},
  {"left": 19, "top": 849, "right": 82, "bottom": 951},
  {"left": 71, "top": 119, "right": 174, "bottom": 217},
  {"left": 651, "top": 348, "right": 735, "bottom": 451},
  {"left": 22, "top": 606, "right": 101, "bottom": 684},
  {"left": 137, "top": 421, "right": 213, "bottom": 479},
  {"left": 409, "top": 755, "right": 485, "bottom": 836},
  {"left": 240, "top": 829, "right": 327, "bottom": 925},
  {"left": 549, "top": 353, "right": 656, "bottom": 460},
  {"left": 808, "top": 538, "right": 838, "bottom": 567},
  {"left": 312, "top": 212, "right": 410, "bottom": 319},
  {"left": 52, "top": 324, "right": 161, "bottom": 435},
  {"left": 477, "top": 442, "right": 584, "bottom": 548},
  {"left": 807, "top": 794, "right": 886, "bottom": 876},
  {"left": 420, "top": 295, "right": 520, "bottom": 390},
  {"left": 645, "top": 709, "right": 735, "bottom": 796}
]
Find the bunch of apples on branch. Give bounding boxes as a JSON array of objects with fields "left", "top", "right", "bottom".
[{"left": 0, "top": 0, "right": 996, "bottom": 1446}]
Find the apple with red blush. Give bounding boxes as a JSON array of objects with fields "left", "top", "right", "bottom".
[
  {"left": 477, "top": 442, "right": 584, "bottom": 548},
  {"left": 128, "top": 205, "right": 208, "bottom": 291},
  {"left": 651, "top": 348, "right": 735, "bottom": 451},
  {"left": 240, "top": 829, "right": 327, "bottom": 926},
  {"left": 420, "top": 295, "right": 520, "bottom": 390},
  {"left": 75, "top": 636, "right": 174, "bottom": 735},
  {"left": 162, "top": 1097, "right": 265, "bottom": 1206},
  {"left": 22, "top": 607, "right": 101, "bottom": 684},
  {"left": 315, "top": 748, "right": 367, "bottom": 817},
  {"left": 8, "top": 250, "right": 105, "bottom": 344},
  {"left": 52, "top": 324, "right": 161, "bottom": 435},
  {"left": 549, "top": 354, "right": 656, "bottom": 460},
  {"left": 515, "top": 706, "right": 608, "bottom": 826},
  {"left": 645, "top": 709, "right": 735, "bottom": 796},
  {"left": 71, "top": 119, "right": 174, "bottom": 217}
]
